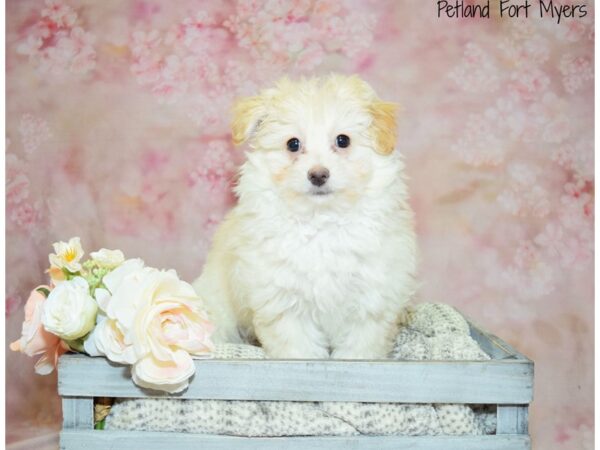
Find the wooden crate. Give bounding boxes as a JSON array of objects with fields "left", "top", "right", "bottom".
[{"left": 58, "top": 319, "right": 533, "bottom": 450}]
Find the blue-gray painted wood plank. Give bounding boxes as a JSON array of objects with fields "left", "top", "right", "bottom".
[
  {"left": 62, "top": 397, "right": 93, "bottom": 429},
  {"left": 466, "top": 315, "right": 532, "bottom": 363},
  {"left": 59, "top": 430, "right": 531, "bottom": 450},
  {"left": 497, "top": 405, "right": 529, "bottom": 434},
  {"left": 58, "top": 354, "right": 533, "bottom": 404},
  {"left": 468, "top": 323, "right": 515, "bottom": 360}
]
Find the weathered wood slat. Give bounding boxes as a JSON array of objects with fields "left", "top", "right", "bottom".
[
  {"left": 468, "top": 324, "right": 515, "bottom": 360},
  {"left": 497, "top": 405, "right": 529, "bottom": 434},
  {"left": 467, "top": 317, "right": 532, "bottom": 363},
  {"left": 62, "top": 397, "right": 93, "bottom": 429},
  {"left": 58, "top": 354, "right": 533, "bottom": 404},
  {"left": 59, "top": 430, "right": 531, "bottom": 450}
]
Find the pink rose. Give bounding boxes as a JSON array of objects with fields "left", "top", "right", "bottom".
[{"left": 9, "top": 286, "right": 69, "bottom": 375}]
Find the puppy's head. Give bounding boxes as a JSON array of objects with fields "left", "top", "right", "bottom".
[{"left": 232, "top": 75, "right": 399, "bottom": 212}]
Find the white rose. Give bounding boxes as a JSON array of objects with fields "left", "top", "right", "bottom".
[
  {"left": 105, "top": 264, "right": 155, "bottom": 327},
  {"left": 48, "top": 237, "right": 85, "bottom": 273},
  {"left": 83, "top": 258, "right": 146, "bottom": 361},
  {"left": 84, "top": 315, "right": 136, "bottom": 364},
  {"left": 89, "top": 248, "right": 125, "bottom": 268},
  {"left": 42, "top": 277, "right": 98, "bottom": 340},
  {"left": 102, "top": 258, "right": 145, "bottom": 299},
  {"left": 88, "top": 258, "right": 145, "bottom": 316},
  {"left": 96, "top": 265, "right": 214, "bottom": 393}
]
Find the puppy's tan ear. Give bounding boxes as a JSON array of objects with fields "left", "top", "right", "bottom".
[
  {"left": 231, "top": 96, "right": 265, "bottom": 146},
  {"left": 369, "top": 101, "right": 398, "bottom": 155}
]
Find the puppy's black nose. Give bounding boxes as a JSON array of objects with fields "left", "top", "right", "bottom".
[{"left": 308, "top": 167, "right": 330, "bottom": 187}]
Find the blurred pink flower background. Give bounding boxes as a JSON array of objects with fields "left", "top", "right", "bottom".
[{"left": 6, "top": 0, "right": 594, "bottom": 448}]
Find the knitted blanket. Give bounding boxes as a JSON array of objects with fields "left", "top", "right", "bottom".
[{"left": 105, "top": 303, "right": 497, "bottom": 436}]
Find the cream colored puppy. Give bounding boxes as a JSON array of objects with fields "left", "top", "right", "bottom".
[{"left": 194, "top": 75, "right": 417, "bottom": 359}]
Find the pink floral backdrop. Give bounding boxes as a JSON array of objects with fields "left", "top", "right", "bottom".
[{"left": 5, "top": 0, "right": 594, "bottom": 448}]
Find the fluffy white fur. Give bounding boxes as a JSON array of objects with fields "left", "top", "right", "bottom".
[{"left": 193, "top": 75, "right": 417, "bottom": 359}]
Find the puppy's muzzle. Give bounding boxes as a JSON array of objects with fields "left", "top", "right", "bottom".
[{"left": 308, "top": 166, "right": 330, "bottom": 187}]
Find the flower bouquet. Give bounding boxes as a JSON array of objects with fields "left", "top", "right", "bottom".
[{"left": 10, "top": 237, "right": 215, "bottom": 393}]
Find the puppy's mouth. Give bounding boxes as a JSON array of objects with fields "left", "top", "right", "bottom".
[{"left": 309, "top": 187, "right": 333, "bottom": 197}]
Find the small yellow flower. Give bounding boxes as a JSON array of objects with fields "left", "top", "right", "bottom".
[{"left": 49, "top": 237, "right": 85, "bottom": 273}]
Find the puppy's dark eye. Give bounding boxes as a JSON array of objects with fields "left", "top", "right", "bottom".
[
  {"left": 336, "top": 134, "right": 351, "bottom": 149},
  {"left": 287, "top": 137, "right": 301, "bottom": 152}
]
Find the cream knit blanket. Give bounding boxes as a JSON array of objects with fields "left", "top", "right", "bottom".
[{"left": 105, "top": 303, "right": 497, "bottom": 436}]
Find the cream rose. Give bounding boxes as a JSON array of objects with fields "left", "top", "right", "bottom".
[
  {"left": 131, "top": 291, "right": 215, "bottom": 393},
  {"left": 84, "top": 316, "right": 136, "bottom": 364},
  {"left": 48, "top": 236, "right": 85, "bottom": 273},
  {"left": 83, "top": 259, "right": 144, "bottom": 364},
  {"left": 41, "top": 276, "right": 98, "bottom": 340},
  {"left": 102, "top": 258, "right": 145, "bottom": 300},
  {"left": 95, "top": 265, "right": 214, "bottom": 393}
]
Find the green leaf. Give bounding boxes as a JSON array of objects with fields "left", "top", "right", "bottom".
[
  {"left": 35, "top": 287, "right": 51, "bottom": 297},
  {"left": 64, "top": 338, "right": 86, "bottom": 353},
  {"left": 62, "top": 268, "right": 80, "bottom": 280}
]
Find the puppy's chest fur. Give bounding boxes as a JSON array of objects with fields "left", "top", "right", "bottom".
[{"left": 230, "top": 205, "right": 408, "bottom": 335}]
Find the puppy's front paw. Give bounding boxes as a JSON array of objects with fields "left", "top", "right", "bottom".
[
  {"left": 331, "top": 318, "right": 394, "bottom": 360},
  {"left": 254, "top": 313, "right": 330, "bottom": 359}
]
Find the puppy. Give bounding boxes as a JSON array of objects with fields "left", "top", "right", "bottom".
[{"left": 194, "top": 74, "right": 417, "bottom": 359}]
